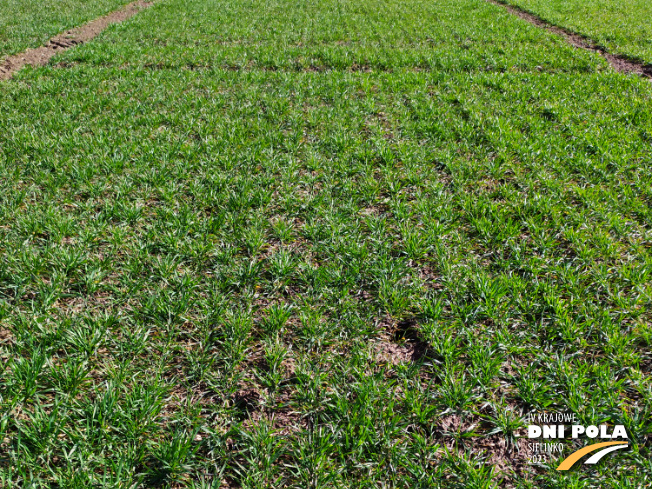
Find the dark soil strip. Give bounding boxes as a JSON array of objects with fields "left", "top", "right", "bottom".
[
  {"left": 0, "top": 0, "right": 154, "bottom": 81},
  {"left": 487, "top": 0, "right": 652, "bottom": 79}
]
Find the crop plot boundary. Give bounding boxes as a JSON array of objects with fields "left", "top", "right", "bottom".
[
  {"left": 0, "top": 0, "right": 154, "bottom": 81},
  {"left": 487, "top": 0, "right": 652, "bottom": 79}
]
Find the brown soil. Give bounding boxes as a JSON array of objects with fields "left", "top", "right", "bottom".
[
  {"left": 437, "top": 414, "right": 536, "bottom": 479},
  {"left": 373, "top": 317, "right": 430, "bottom": 365},
  {"left": 233, "top": 388, "right": 261, "bottom": 416},
  {"left": 488, "top": 0, "right": 652, "bottom": 79},
  {"left": 0, "top": 327, "right": 12, "bottom": 344},
  {"left": 0, "top": 0, "right": 154, "bottom": 81},
  {"left": 374, "top": 340, "right": 422, "bottom": 365}
]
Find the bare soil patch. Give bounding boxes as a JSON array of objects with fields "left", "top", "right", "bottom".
[
  {"left": 488, "top": 0, "right": 652, "bottom": 79},
  {"left": 437, "top": 414, "right": 535, "bottom": 478},
  {"left": 0, "top": 0, "right": 154, "bottom": 81},
  {"left": 373, "top": 317, "right": 430, "bottom": 365}
]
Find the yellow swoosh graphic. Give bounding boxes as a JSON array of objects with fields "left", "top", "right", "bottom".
[{"left": 557, "top": 442, "right": 628, "bottom": 471}]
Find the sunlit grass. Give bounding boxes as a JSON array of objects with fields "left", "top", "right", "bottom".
[
  {"left": 0, "top": 0, "right": 651, "bottom": 486},
  {"left": 502, "top": 0, "right": 652, "bottom": 63},
  {"left": 0, "top": 0, "right": 132, "bottom": 58}
]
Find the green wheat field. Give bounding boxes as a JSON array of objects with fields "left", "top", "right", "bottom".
[{"left": 0, "top": 0, "right": 650, "bottom": 486}]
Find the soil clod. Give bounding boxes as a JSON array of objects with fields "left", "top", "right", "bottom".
[{"left": 233, "top": 389, "right": 261, "bottom": 419}]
